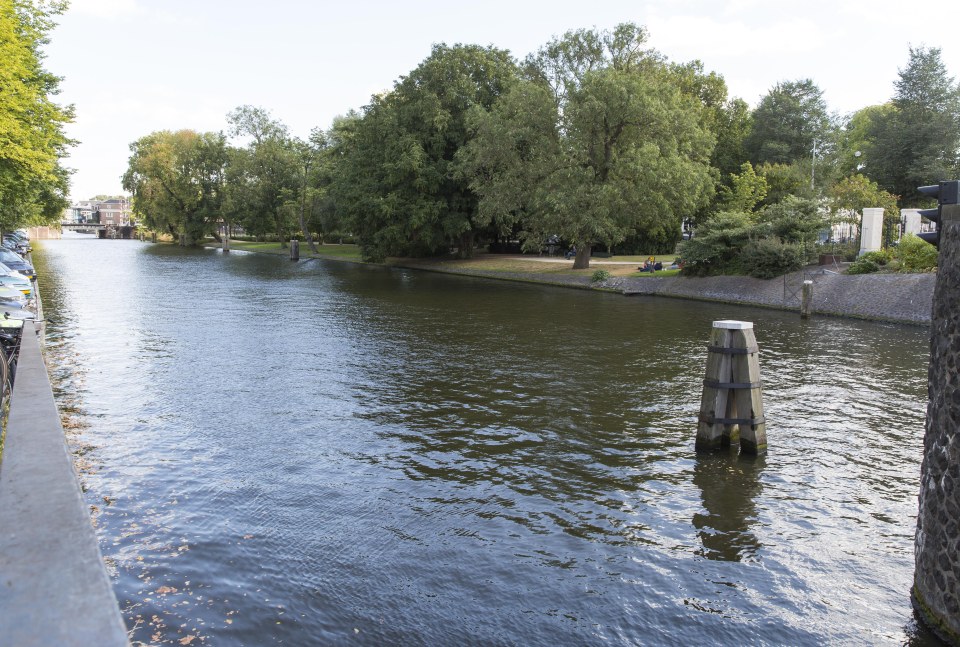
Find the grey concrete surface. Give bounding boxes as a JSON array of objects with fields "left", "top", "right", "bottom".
[{"left": 0, "top": 323, "right": 128, "bottom": 646}]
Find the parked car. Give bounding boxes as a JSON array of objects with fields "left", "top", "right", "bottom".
[
  {"left": 2, "top": 236, "right": 29, "bottom": 255},
  {"left": 0, "top": 248, "right": 34, "bottom": 280}
]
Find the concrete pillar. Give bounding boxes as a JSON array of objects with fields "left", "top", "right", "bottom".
[
  {"left": 902, "top": 209, "right": 922, "bottom": 236},
  {"left": 859, "top": 208, "right": 884, "bottom": 255},
  {"left": 914, "top": 202, "right": 960, "bottom": 644}
]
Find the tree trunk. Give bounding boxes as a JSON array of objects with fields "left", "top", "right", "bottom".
[
  {"left": 457, "top": 231, "right": 474, "bottom": 259},
  {"left": 572, "top": 244, "right": 592, "bottom": 269},
  {"left": 299, "top": 195, "right": 318, "bottom": 254}
]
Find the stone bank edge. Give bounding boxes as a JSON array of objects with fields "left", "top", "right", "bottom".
[{"left": 0, "top": 324, "right": 129, "bottom": 646}]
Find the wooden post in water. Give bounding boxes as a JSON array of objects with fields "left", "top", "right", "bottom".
[
  {"left": 290, "top": 239, "right": 300, "bottom": 260},
  {"left": 696, "top": 320, "right": 767, "bottom": 454},
  {"left": 801, "top": 280, "right": 813, "bottom": 319},
  {"left": 223, "top": 235, "right": 230, "bottom": 252},
  {"left": 151, "top": 232, "right": 157, "bottom": 244},
  {"left": 178, "top": 233, "right": 186, "bottom": 247}
]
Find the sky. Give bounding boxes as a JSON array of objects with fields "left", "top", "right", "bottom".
[{"left": 44, "top": 0, "right": 960, "bottom": 202}]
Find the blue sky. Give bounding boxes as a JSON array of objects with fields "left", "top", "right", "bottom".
[{"left": 47, "top": 0, "right": 960, "bottom": 201}]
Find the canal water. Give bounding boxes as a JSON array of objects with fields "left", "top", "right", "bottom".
[{"left": 34, "top": 238, "right": 939, "bottom": 646}]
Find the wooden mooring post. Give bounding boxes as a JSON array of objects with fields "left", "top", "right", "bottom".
[
  {"left": 801, "top": 280, "right": 813, "bottom": 319},
  {"left": 290, "top": 239, "right": 300, "bottom": 260},
  {"left": 696, "top": 320, "right": 767, "bottom": 454}
]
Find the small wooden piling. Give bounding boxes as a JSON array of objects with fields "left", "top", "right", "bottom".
[
  {"left": 151, "top": 232, "right": 157, "bottom": 244},
  {"left": 801, "top": 280, "right": 813, "bottom": 319},
  {"left": 290, "top": 239, "right": 300, "bottom": 260},
  {"left": 223, "top": 236, "right": 230, "bottom": 252},
  {"left": 696, "top": 320, "right": 767, "bottom": 454},
  {"left": 178, "top": 233, "right": 186, "bottom": 247}
]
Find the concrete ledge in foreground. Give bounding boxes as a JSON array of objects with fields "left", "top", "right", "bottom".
[{"left": 0, "top": 323, "right": 128, "bottom": 646}]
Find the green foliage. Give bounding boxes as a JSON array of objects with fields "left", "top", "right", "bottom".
[
  {"left": 122, "top": 130, "right": 227, "bottom": 242},
  {"left": 828, "top": 174, "right": 900, "bottom": 243},
  {"left": 756, "top": 162, "right": 809, "bottom": 206},
  {"left": 745, "top": 79, "right": 835, "bottom": 167},
  {"left": 329, "top": 43, "right": 519, "bottom": 262},
  {"left": 0, "top": 0, "right": 73, "bottom": 230},
  {"left": 741, "top": 237, "right": 807, "bottom": 279},
  {"left": 864, "top": 47, "right": 960, "bottom": 205},
  {"left": 680, "top": 210, "right": 755, "bottom": 276},
  {"left": 682, "top": 196, "right": 824, "bottom": 277},
  {"left": 717, "top": 162, "right": 767, "bottom": 213},
  {"left": 461, "top": 23, "right": 717, "bottom": 270},
  {"left": 591, "top": 269, "right": 611, "bottom": 282},
  {"left": 896, "top": 233, "right": 938, "bottom": 272}
]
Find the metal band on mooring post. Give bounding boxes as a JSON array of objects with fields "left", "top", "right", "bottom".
[{"left": 696, "top": 320, "right": 767, "bottom": 454}]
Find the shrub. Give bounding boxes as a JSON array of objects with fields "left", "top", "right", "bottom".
[
  {"left": 741, "top": 237, "right": 808, "bottom": 278},
  {"left": 847, "top": 256, "right": 881, "bottom": 274},
  {"left": 591, "top": 269, "right": 611, "bottom": 282},
  {"left": 896, "top": 233, "right": 938, "bottom": 272},
  {"left": 680, "top": 210, "right": 755, "bottom": 276}
]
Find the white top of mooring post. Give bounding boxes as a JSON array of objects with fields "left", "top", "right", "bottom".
[{"left": 713, "top": 320, "right": 753, "bottom": 330}]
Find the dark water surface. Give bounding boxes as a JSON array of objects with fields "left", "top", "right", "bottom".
[{"left": 34, "top": 239, "right": 939, "bottom": 646}]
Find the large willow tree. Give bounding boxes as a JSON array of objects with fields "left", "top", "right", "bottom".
[
  {"left": 459, "top": 23, "right": 717, "bottom": 268},
  {"left": 122, "top": 130, "right": 227, "bottom": 243}
]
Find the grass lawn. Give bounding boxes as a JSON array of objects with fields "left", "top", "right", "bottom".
[{"left": 203, "top": 242, "right": 681, "bottom": 279}]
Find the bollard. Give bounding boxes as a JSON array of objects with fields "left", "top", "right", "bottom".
[
  {"left": 696, "top": 320, "right": 766, "bottom": 454},
  {"left": 800, "top": 280, "right": 813, "bottom": 319},
  {"left": 223, "top": 236, "right": 230, "bottom": 252},
  {"left": 290, "top": 239, "right": 299, "bottom": 261},
  {"left": 151, "top": 232, "right": 157, "bottom": 244}
]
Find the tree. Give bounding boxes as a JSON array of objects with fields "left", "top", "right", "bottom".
[
  {"left": 330, "top": 44, "right": 518, "bottom": 262},
  {"left": 122, "top": 130, "right": 227, "bottom": 243},
  {"left": 718, "top": 162, "right": 767, "bottom": 213},
  {"left": 745, "top": 79, "right": 834, "bottom": 168},
  {"left": 224, "top": 106, "right": 300, "bottom": 243},
  {"left": 829, "top": 174, "right": 900, "bottom": 244},
  {"left": 461, "top": 23, "right": 716, "bottom": 269},
  {"left": 866, "top": 47, "right": 960, "bottom": 205},
  {"left": 0, "top": 0, "right": 74, "bottom": 232}
]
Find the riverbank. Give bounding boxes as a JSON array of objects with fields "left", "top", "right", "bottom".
[{"left": 204, "top": 241, "right": 936, "bottom": 326}]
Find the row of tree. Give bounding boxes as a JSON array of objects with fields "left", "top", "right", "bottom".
[
  {"left": 122, "top": 23, "right": 960, "bottom": 269},
  {"left": 0, "top": 0, "right": 73, "bottom": 233}
]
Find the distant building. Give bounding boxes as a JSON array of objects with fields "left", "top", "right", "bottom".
[{"left": 64, "top": 197, "right": 133, "bottom": 225}]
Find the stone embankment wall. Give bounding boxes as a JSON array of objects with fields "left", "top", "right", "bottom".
[
  {"left": 914, "top": 203, "right": 960, "bottom": 645},
  {"left": 619, "top": 271, "right": 935, "bottom": 325}
]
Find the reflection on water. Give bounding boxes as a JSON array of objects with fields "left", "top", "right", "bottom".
[
  {"left": 692, "top": 453, "right": 764, "bottom": 562},
  {"left": 32, "top": 239, "right": 943, "bottom": 646}
]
